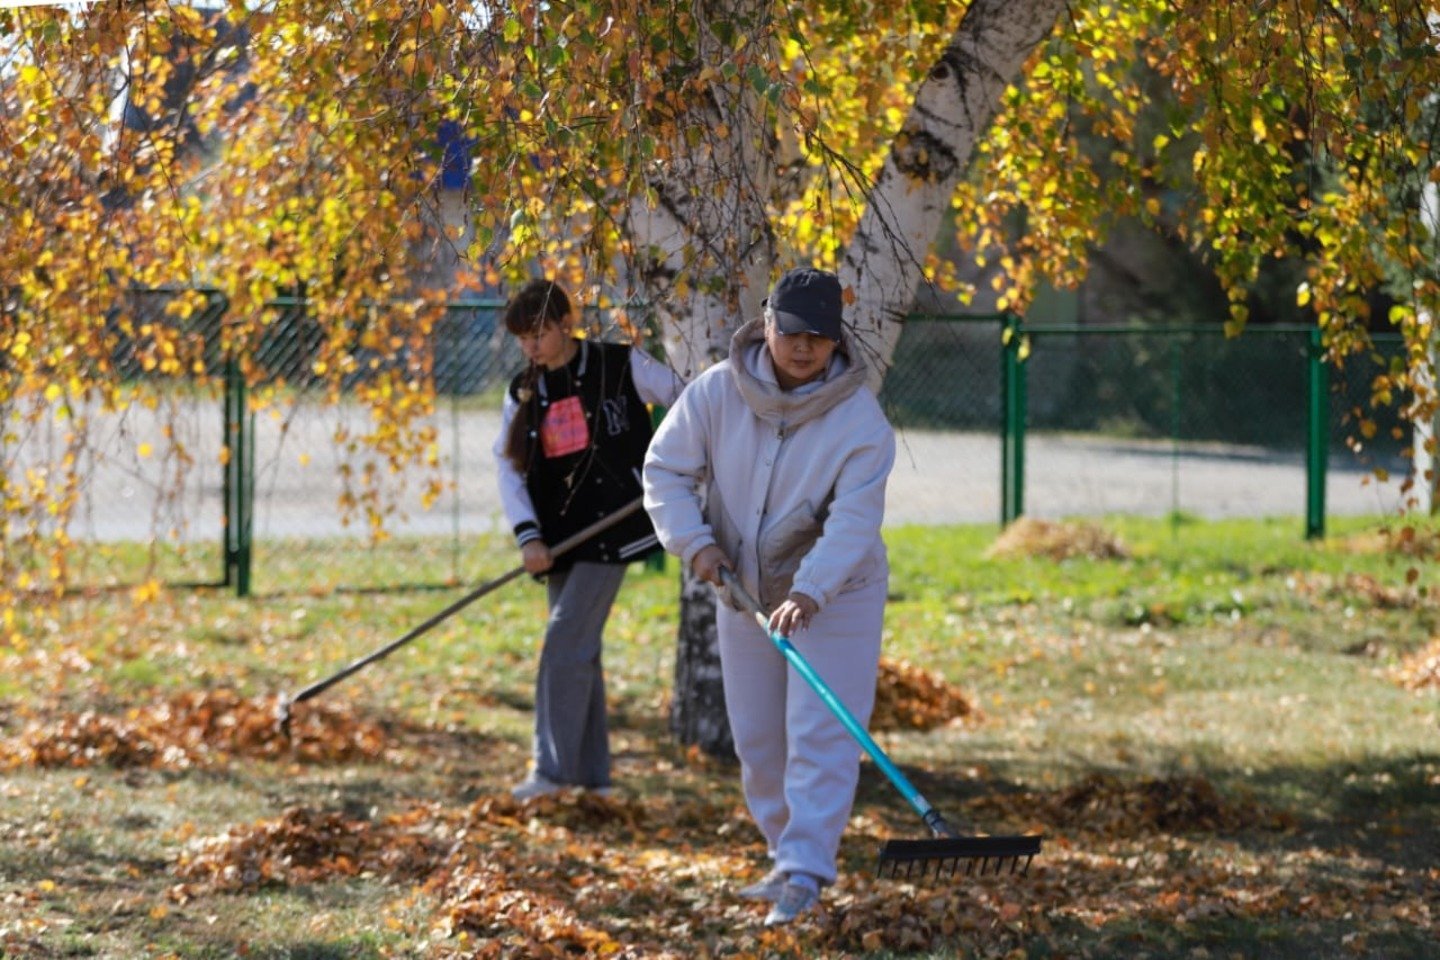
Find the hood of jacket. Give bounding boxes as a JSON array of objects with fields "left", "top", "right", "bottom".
[{"left": 727, "top": 317, "right": 870, "bottom": 428}]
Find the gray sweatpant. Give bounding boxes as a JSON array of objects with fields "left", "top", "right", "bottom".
[
  {"left": 532, "top": 561, "right": 627, "bottom": 788},
  {"left": 715, "top": 576, "right": 886, "bottom": 884}
]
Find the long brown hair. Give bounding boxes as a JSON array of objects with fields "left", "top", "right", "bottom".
[{"left": 502, "top": 279, "right": 573, "bottom": 471}]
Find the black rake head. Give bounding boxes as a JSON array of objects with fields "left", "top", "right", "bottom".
[{"left": 876, "top": 834, "right": 1042, "bottom": 881}]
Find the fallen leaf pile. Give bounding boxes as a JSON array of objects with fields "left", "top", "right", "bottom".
[
  {"left": 158, "top": 776, "right": 1435, "bottom": 959},
  {"left": 871, "top": 658, "right": 978, "bottom": 732},
  {"left": 984, "top": 517, "right": 1130, "bottom": 562},
  {"left": 0, "top": 689, "right": 389, "bottom": 769},
  {"left": 971, "top": 772, "right": 1294, "bottom": 836},
  {"left": 171, "top": 805, "right": 452, "bottom": 897},
  {"left": 1391, "top": 637, "right": 1440, "bottom": 691}
]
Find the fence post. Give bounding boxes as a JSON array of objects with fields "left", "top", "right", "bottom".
[
  {"left": 1306, "top": 326, "right": 1329, "bottom": 540},
  {"left": 1169, "top": 336, "right": 1183, "bottom": 533},
  {"left": 1000, "top": 312, "right": 1027, "bottom": 526},
  {"left": 223, "top": 355, "right": 254, "bottom": 596}
]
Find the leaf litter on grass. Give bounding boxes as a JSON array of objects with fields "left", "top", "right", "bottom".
[
  {"left": 5, "top": 519, "right": 1437, "bottom": 957},
  {"left": 149, "top": 761, "right": 1438, "bottom": 959},
  {"left": 0, "top": 666, "right": 978, "bottom": 769}
]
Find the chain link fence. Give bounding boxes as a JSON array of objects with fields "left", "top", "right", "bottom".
[
  {"left": 1010, "top": 322, "right": 1408, "bottom": 527},
  {"left": 4, "top": 294, "right": 1418, "bottom": 597}
]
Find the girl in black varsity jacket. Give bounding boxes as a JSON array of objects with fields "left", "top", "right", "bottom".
[{"left": 492, "top": 279, "right": 684, "bottom": 799}]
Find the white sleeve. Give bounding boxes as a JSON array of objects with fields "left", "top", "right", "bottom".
[
  {"left": 492, "top": 390, "right": 542, "bottom": 546},
  {"left": 641, "top": 373, "right": 716, "bottom": 568},
  {"left": 629, "top": 347, "right": 687, "bottom": 407}
]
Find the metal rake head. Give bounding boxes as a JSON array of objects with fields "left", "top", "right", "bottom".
[{"left": 876, "top": 834, "right": 1042, "bottom": 881}]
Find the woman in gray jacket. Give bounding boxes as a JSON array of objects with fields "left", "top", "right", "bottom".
[{"left": 642, "top": 267, "right": 895, "bottom": 926}]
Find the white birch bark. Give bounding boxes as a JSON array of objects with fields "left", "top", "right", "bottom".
[
  {"left": 635, "top": 0, "right": 1066, "bottom": 753},
  {"left": 841, "top": 0, "right": 1069, "bottom": 393},
  {"left": 624, "top": 2, "right": 778, "bottom": 378},
  {"left": 624, "top": 1, "right": 779, "bottom": 756},
  {"left": 1411, "top": 181, "right": 1439, "bottom": 514}
]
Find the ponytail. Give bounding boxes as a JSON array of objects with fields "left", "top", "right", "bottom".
[{"left": 502, "top": 280, "right": 573, "bottom": 471}]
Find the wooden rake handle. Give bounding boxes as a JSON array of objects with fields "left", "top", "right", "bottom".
[{"left": 276, "top": 497, "right": 646, "bottom": 728}]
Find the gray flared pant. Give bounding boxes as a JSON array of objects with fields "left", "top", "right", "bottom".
[{"left": 532, "top": 561, "right": 626, "bottom": 788}]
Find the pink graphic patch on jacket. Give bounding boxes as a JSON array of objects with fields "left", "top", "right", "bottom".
[{"left": 541, "top": 395, "right": 590, "bottom": 457}]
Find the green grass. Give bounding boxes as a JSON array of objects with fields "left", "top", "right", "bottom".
[{"left": 2, "top": 514, "right": 1437, "bottom": 958}]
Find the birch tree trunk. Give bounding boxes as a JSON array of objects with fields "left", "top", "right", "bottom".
[
  {"left": 644, "top": 0, "right": 1066, "bottom": 754},
  {"left": 1411, "top": 180, "right": 1439, "bottom": 514},
  {"left": 842, "top": 0, "right": 1069, "bottom": 392},
  {"left": 626, "top": 1, "right": 780, "bottom": 757}
]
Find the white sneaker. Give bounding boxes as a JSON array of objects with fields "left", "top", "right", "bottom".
[
  {"left": 510, "top": 772, "right": 565, "bottom": 800},
  {"left": 736, "top": 867, "right": 787, "bottom": 902},
  {"left": 764, "top": 880, "right": 819, "bottom": 926}
]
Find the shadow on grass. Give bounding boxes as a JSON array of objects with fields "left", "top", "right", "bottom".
[
  {"left": 847, "top": 749, "right": 1440, "bottom": 872},
  {"left": 1036, "top": 914, "right": 1436, "bottom": 960},
  {"left": 1239, "top": 752, "right": 1440, "bottom": 871}
]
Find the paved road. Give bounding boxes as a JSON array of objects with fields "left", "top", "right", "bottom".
[
  {"left": 35, "top": 405, "right": 1410, "bottom": 543},
  {"left": 888, "top": 428, "right": 1405, "bottom": 526}
]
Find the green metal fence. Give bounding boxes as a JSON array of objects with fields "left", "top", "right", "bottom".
[
  {"left": 877, "top": 314, "right": 1407, "bottom": 537},
  {"left": 9, "top": 292, "right": 1416, "bottom": 598},
  {"left": 1018, "top": 321, "right": 1334, "bottom": 527}
]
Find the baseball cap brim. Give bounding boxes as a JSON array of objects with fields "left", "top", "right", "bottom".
[{"left": 770, "top": 307, "right": 842, "bottom": 341}]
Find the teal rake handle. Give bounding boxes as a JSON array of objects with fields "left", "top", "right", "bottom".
[{"left": 720, "top": 569, "right": 957, "bottom": 840}]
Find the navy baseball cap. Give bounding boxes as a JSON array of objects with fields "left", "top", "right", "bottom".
[{"left": 765, "top": 267, "right": 843, "bottom": 342}]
